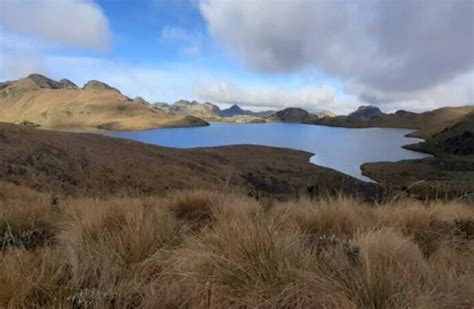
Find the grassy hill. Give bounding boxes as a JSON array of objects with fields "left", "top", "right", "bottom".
[{"left": 0, "top": 74, "right": 208, "bottom": 131}]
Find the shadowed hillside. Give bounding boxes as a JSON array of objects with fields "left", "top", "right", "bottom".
[{"left": 405, "top": 113, "right": 474, "bottom": 155}]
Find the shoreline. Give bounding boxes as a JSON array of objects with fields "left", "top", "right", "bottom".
[{"left": 33, "top": 122, "right": 430, "bottom": 184}]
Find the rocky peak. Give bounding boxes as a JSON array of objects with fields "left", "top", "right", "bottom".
[
  {"left": 348, "top": 105, "right": 383, "bottom": 120},
  {"left": 27, "top": 74, "right": 62, "bottom": 89},
  {"left": 219, "top": 104, "right": 249, "bottom": 117},
  {"left": 58, "top": 79, "right": 78, "bottom": 89},
  {"left": 133, "top": 97, "right": 149, "bottom": 105},
  {"left": 83, "top": 80, "right": 120, "bottom": 93}
]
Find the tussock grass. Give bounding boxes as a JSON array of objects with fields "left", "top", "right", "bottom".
[{"left": 0, "top": 182, "right": 473, "bottom": 308}]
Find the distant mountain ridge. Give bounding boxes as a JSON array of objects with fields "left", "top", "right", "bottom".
[
  {"left": 313, "top": 105, "right": 474, "bottom": 139},
  {"left": 219, "top": 104, "right": 276, "bottom": 118},
  {"left": 0, "top": 74, "right": 208, "bottom": 131},
  {"left": 153, "top": 100, "right": 276, "bottom": 120}
]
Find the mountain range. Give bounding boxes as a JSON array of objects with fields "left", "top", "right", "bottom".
[
  {"left": 153, "top": 100, "right": 276, "bottom": 119},
  {"left": 0, "top": 74, "right": 208, "bottom": 131},
  {"left": 1, "top": 74, "right": 472, "bottom": 140}
]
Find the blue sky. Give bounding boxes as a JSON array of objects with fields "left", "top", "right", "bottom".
[{"left": 0, "top": 0, "right": 473, "bottom": 114}]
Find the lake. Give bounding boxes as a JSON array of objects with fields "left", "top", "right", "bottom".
[{"left": 102, "top": 122, "right": 430, "bottom": 181}]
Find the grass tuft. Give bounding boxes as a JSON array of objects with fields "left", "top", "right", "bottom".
[{"left": 0, "top": 182, "right": 473, "bottom": 308}]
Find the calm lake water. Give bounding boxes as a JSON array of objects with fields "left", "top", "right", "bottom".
[{"left": 102, "top": 122, "right": 430, "bottom": 181}]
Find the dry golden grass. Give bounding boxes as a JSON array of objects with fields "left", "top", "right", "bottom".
[{"left": 0, "top": 182, "right": 473, "bottom": 308}]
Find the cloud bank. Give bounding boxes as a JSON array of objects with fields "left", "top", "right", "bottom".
[
  {"left": 200, "top": 0, "right": 474, "bottom": 110},
  {"left": 0, "top": 0, "right": 110, "bottom": 52},
  {"left": 195, "top": 82, "right": 360, "bottom": 113}
]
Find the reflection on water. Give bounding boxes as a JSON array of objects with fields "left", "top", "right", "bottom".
[{"left": 102, "top": 122, "right": 429, "bottom": 181}]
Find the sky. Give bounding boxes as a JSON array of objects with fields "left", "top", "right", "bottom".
[{"left": 0, "top": 0, "right": 473, "bottom": 114}]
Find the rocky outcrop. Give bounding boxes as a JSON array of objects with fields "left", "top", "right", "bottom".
[
  {"left": 58, "top": 79, "right": 79, "bottom": 89},
  {"left": 317, "top": 110, "right": 336, "bottom": 118},
  {"left": 165, "top": 100, "right": 222, "bottom": 118},
  {"left": 28, "top": 74, "right": 62, "bottom": 89},
  {"left": 83, "top": 80, "right": 120, "bottom": 93}
]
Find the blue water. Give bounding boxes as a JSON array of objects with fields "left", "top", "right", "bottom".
[{"left": 102, "top": 122, "right": 430, "bottom": 181}]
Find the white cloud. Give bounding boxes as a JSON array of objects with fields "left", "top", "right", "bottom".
[
  {"left": 160, "top": 25, "right": 203, "bottom": 57},
  {"left": 195, "top": 81, "right": 361, "bottom": 113},
  {"left": 0, "top": 54, "right": 46, "bottom": 80},
  {"left": 0, "top": 0, "right": 110, "bottom": 52},
  {"left": 348, "top": 72, "right": 474, "bottom": 113},
  {"left": 200, "top": 0, "right": 474, "bottom": 110}
]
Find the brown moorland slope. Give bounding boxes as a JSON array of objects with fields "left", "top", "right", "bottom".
[
  {"left": 0, "top": 185, "right": 473, "bottom": 308},
  {"left": 362, "top": 113, "right": 474, "bottom": 199},
  {"left": 312, "top": 106, "right": 474, "bottom": 139},
  {"left": 404, "top": 112, "right": 474, "bottom": 156},
  {"left": 0, "top": 123, "right": 376, "bottom": 199},
  {"left": 0, "top": 74, "right": 208, "bottom": 131}
]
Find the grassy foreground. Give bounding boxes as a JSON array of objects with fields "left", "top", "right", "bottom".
[{"left": 1, "top": 182, "right": 473, "bottom": 308}]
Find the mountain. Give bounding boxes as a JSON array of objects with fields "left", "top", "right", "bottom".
[
  {"left": 153, "top": 100, "right": 221, "bottom": 119},
  {"left": 154, "top": 101, "right": 276, "bottom": 121},
  {"left": 348, "top": 105, "right": 384, "bottom": 120},
  {"left": 271, "top": 107, "right": 316, "bottom": 123},
  {"left": 219, "top": 104, "right": 250, "bottom": 117},
  {"left": 253, "top": 110, "right": 277, "bottom": 117},
  {"left": 313, "top": 105, "right": 474, "bottom": 139},
  {"left": 267, "top": 107, "right": 336, "bottom": 123},
  {"left": 218, "top": 104, "right": 276, "bottom": 118},
  {"left": 0, "top": 74, "right": 208, "bottom": 131}
]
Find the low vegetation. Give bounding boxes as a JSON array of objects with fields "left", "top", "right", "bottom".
[{"left": 1, "top": 182, "right": 473, "bottom": 308}]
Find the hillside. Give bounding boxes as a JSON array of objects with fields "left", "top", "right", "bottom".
[
  {"left": 0, "top": 123, "right": 376, "bottom": 199},
  {"left": 404, "top": 113, "right": 474, "bottom": 155},
  {"left": 362, "top": 113, "right": 474, "bottom": 199},
  {"left": 0, "top": 74, "right": 208, "bottom": 131},
  {"left": 313, "top": 106, "right": 474, "bottom": 139}
]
